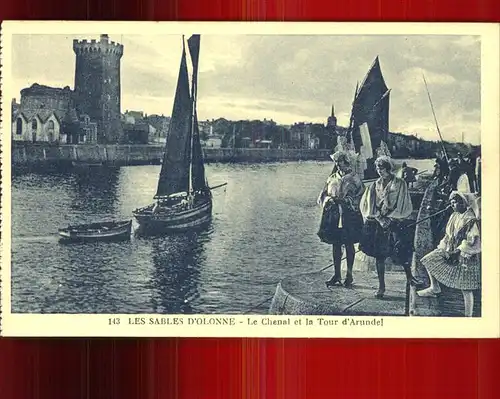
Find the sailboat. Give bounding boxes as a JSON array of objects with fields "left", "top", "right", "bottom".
[
  {"left": 339, "top": 56, "right": 394, "bottom": 180},
  {"left": 133, "top": 34, "right": 224, "bottom": 233}
]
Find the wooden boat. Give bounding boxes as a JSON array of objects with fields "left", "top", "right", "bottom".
[
  {"left": 133, "top": 35, "right": 225, "bottom": 234},
  {"left": 58, "top": 220, "right": 132, "bottom": 242}
]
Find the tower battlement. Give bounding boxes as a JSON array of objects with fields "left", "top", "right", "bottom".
[
  {"left": 73, "top": 34, "right": 123, "bottom": 57},
  {"left": 73, "top": 33, "right": 124, "bottom": 143}
]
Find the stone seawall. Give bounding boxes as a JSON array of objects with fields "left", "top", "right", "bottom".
[{"left": 11, "top": 144, "right": 332, "bottom": 167}]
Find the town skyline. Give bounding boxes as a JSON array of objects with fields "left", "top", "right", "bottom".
[{"left": 11, "top": 33, "right": 481, "bottom": 145}]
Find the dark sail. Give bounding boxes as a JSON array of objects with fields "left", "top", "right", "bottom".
[
  {"left": 187, "top": 34, "right": 207, "bottom": 192},
  {"left": 155, "top": 40, "right": 193, "bottom": 198},
  {"left": 188, "top": 35, "right": 200, "bottom": 89},
  {"left": 367, "top": 89, "right": 390, "bottom": 152},
  {"left": 350, "top": 56, "right": 390, "bottom": 153},
  {"left": 191, "top": 110, "right": 207, "bottom": 191},
  {"left": 355, "top": 56, "right": 389, "bottom": 107}
]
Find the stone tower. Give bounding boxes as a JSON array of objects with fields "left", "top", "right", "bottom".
[{"left": 73, "top": 34, "right": 124, "bottom": 143}]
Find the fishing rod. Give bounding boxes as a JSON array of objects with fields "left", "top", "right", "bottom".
[
  {"left": 362, "top": 169, "right": 428, "bottom": 184},
  {"left": 422, "top": 74, "right": 450, "bottom": 164},
  {"left": 209, "top": 182, "right": 228, "bottom": 191},
  {"left": 405, "top": 204, "right": 452, "bottom": 229}
]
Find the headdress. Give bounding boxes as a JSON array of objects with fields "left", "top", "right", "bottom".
[
  {"left": 329, "top": 150, "right": 352, "bottom": 166},
  {"left": 374, "top": 155, "right": 394, "bottom": 171},
  {"left": 449, "top": 190, "right": 481, "bottom": 219}
]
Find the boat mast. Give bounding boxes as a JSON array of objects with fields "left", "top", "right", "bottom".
[
  {"left": 188, "top": 34, "right": 201, "bottom": 195},
  {"left": 189, "top": 99, "right": 196, "bottom": 195},
  {"left": 188, "top": 36, "right": 195, "bottom": 195}
]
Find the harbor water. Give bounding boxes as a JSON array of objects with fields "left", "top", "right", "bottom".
[{"left": 11, "top": 159, "right": 434, "bottom": 314}]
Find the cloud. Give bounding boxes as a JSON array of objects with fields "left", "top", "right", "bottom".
[
  {"left": 401, "top": 67, "right": 457, "bottom": 94},
  {"left": 9, "top": 33, "right": 481, "bottom": 144}
]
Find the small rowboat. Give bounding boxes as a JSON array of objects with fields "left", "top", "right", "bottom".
[{"left": 58, "top": 220, "right": 132, "bottom": 243}]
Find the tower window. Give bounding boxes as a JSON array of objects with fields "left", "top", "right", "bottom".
[
  {"left": 47, "top": 120, "right": 55, "bottom": 142},
  {"left": 16, "top": 118, "right": 23, "bottom": 135},
  {"left": 31, "top": 118, "right": 38, "bottom": 143}
]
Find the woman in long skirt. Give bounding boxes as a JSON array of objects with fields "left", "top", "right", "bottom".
[
  {"left": 417, "top": 191, "right": 481, "bottom": 317},
  {"left": 317, "top": 151, "right": 365, "bottom": 288},
  {"left": 359, "top": 156, "right": 419, "bottom": 298}
]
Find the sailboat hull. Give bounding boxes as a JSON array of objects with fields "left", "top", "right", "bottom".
[
  {"left": 133, "top": 196, "right": 212, "bottom": 234},
  {"left": 134, "top": 35, "right": 221, "bottom": 236}
]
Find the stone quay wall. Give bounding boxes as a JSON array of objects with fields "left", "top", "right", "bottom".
[{"left": 11, "top": 143, "right": 333, "bottom": 167}]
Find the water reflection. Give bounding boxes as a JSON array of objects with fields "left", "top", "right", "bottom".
[
  {"left": 148, "top": 228, "right": 212, "bottom": 314},
  {"left": 69, "top": 168, "right": 121, "bottom": 216},
  {"left": 12, "top": 160, "right": 436, "bottom": 314}
]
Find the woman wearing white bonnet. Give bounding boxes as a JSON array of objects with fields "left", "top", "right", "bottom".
[
  {"left": 417, "top": 191, "right": 481, "bottom": 317},
  {"left": 358, "top": 155, "right": 418, "bottom": 298},
  {"left": 317, "top": 150, "right": 365, "bottom": 288}
]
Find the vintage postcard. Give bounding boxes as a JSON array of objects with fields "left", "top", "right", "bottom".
[{"left": 1, "top": 21, "right": 499, "bottom": 337}]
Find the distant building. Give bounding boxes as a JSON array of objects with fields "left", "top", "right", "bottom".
[
  {"left": 326, "top": 104, "right": 337, "bottom": 130},
  {"left": 78, "top": 114, "right": 98, "bottom": 143},
  {"left": 198, "top": 119, "right": 213, "bottom": 139},
  {"left": 146, "top": 114, "right": 170, "bottom": 143},
  {"left": 255, "top": 139, "right": 273, "bottom": 149},
  {"left": 11, "top": 84, "right": 80, "bottom": 144},
  {"left": 325, "top": 104, "right": 338, "bottom": 149},
  {"left": 12, "top": 33, "right": 125, "bottom": 144},
  {"left": 123, "top": 110, "right": 145, "bottom": 124},
  {"left": 11, "top": 98, "right": 19, "bottom": 115},
  {"left": 123, "top": 120, "right": 156, "bottom": 144},
  {"left": 290, "top": 122, "right": 325, "bottom": 149},
  {"left": 203, "top": 137, "right": 222, "bottom": 148}
]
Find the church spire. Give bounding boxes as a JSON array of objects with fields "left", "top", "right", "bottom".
[{"left": 327, "top": 103, "right": 337, "bottom": 129}]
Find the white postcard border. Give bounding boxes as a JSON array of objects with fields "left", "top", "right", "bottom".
[{"left": 1, "top": 21, "right": 499, "bottom": 337}]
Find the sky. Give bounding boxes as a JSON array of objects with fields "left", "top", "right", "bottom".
[{"left": 11, "top": 33, "right": 481, "bottom": 144}]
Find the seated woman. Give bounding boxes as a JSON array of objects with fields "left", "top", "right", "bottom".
[
  {"left": 417, "top": 191, "right": 481, "bottom": 317},
  {"left": 359, "top": 156, "right": 419, "bottom": 298}
]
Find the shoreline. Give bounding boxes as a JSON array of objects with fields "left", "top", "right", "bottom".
[{"left": 10, "top": 143, "right": 436, "bottom": 172}]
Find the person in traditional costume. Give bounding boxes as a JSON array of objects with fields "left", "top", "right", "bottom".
[
  {"left": 317, "top": 151, "right": 365, "bottom": 288},
  {"left": 431, "top": 161, "right": 442, "bottom": 183},
  {"left": 446, "top": 159, "right": 462, "bottom": 191},
  {"left": 463, "top": 152, "right": 477, "bottom": 193},
  {"left": 417, "top": 191, "right": 481, "bottom": 317},
  {"left": 435, "top": 154, "right": 449, "bottom": 183},
  {"left": 359, "top": 156, "right": 419, "bottom": 298},
  {"left": 400, "top": 162, "right": 418, "bottom": 188}
]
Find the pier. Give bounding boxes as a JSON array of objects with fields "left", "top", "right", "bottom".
[
  {"left": 11, "top": 143, "right": 333, "bottom": 169},
  {"left": 269, "top": 271, "right": 409, "bottom": 316}
]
